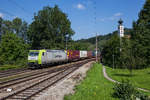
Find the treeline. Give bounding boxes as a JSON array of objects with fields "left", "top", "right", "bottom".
[
  {"left": 101, "top": 0, "right": 150, "bottom": 69},
  {"left": 0, "top": 5, "right": 77, "bottom": 66},
  {"left": 77, "top": 28, "right": 132, "bottom": 51}
]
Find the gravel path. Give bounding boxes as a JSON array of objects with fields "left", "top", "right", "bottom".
[
  {"left": 102, "top": 65, "right": 150, "bottom": 92},
  {"left": 33, "top": 61, "right": 95, "bottom": 100}
]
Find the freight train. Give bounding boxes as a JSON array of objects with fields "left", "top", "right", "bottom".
[{"left": 28, "top": 49, "right": 98, "bottom": 69}]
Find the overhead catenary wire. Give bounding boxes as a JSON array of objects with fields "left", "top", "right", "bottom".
[
  {"left": 93, "top": 0, "right": 98, "bottom": 62},
  {"left": 0, "top": 8, "right": 15, "bottom": 17},
  {"left": 7, "top": 0, "right": 31, "bottom": 16}
]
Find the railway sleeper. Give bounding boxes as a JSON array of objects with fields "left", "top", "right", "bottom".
[
  {"left": 11, "top": 96, "right": 27, "bottom": 99},
  {"left": 28, "top": 88, "right": 42, "bottom": 91},
  {"left": 17, "top": 93, "right": 31, "bottom": 96}
]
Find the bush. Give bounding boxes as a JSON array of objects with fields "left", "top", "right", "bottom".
[
  {"left": 113, "top": 80, "right": 149, "bottom": 100},
  {"left": 135, "top": 92, "right": 149, "bottom": 100},
  {"left": 0, "top": 33, "right": 29, "bottom": 65}
]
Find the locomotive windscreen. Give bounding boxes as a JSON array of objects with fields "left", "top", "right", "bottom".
[{"left": 29, "top": 52, "right": 39, "bottom": 56}]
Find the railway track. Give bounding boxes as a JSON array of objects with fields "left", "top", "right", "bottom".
[
  {"left": 0, "top": 59, "right": 90, "bottom": 85},
  {"left": 0, "top": 65, "right": 70, "bottom": 90},
  {"left": 0, "top": 59, "right": 94, "bottom": 100},
  {"left": 0, "top": 68, "right": 29, "bottom": 79}
]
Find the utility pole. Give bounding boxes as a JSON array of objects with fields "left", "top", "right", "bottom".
[
  {"left": 66, "top": 37, "right": 67, "bottom": 50},
  {"left": 96, "top": 33, "right": 98, "bottom": 62},
  {"left": 65, "top": 34, "right": 68, "bottom": 50},
  {"left": 113, "top": 50, "right": 114, "bottom": 70}
]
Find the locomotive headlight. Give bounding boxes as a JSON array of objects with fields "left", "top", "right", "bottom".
[{"left": 28, "top": 56, "right": 38, "bottom": 60}]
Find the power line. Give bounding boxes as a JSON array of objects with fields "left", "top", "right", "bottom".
[
  {"left": 93, "top": 0, "right": 98, "bottom": 62},
  {"left": 0, "top": 8, "right": 15, "bottom": 17},
  {"left": 7, "top": 0, "right": 31, "bottom": 15}
]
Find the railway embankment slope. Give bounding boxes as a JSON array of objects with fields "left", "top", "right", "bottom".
[{"left": 34, "top": 61, "right": 95, "bottom": 100}]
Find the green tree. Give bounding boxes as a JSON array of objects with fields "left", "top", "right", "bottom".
[
  {"left": 131, "top": 0, "right": 150, "bottom": 68},
  {"left": 0, "top": 17, "right": 3, "bottom": 40},
  {"left": 20, "top": 21, "right": 28, "bottom": 42},
  {"left": 2, "top": 20, "right": 13, "bottom": 34},
  {"left": 28, "top": 5, "right": 74, "bottom": 49},
  {"left": 68, "top": 42, "right": 94, "bottom": 50},
  {"left": 101, "top": 34, "right": 121, "bottom": 68},
  {"left": 120, "top": 38, "right": 136, "bottom": 74},
  {"left": 12, "top": 18, "right": 28, "bottom": 41},
  {"left": 0, "top": 33, "right": 29, "bottom": 65},
  {"left": 12, "top": 17, "right": 22, "bottom": 36}
]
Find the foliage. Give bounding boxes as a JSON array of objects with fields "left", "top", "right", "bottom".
[
  {"left": 67, "top": 41, "right": 95, "bottom": 50},
  {"left": 101, "top": 0, "right": 150, "bottom": 70},
  {"left": 113, "top": 80, "right": 149, "bottom": 100},
  {"left": 113, "top": 80, "right": 136, "bottom": 99},
  {"left": 0, "top": 33, "right": 29, "bottom": 65},
  {"left": 0, "top": 17, "right": 28, "bottom": 42},
  {"left": 101, "top": 34, "right": 120, "bottom": 68},
  {"left": 76, "top": 28, "right": 132, "bottom": 51},
  {"left": 131, "top": 0, "right": 150, "bottom": 68},
  {"left": 28, "top": 5, "right": 74, "bottom": 49}
]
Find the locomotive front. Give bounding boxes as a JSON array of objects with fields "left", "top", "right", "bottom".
[{"left": 28, "top": 50, "right": 41, "bottom": 69}]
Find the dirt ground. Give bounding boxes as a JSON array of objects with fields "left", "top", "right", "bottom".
[{"left": 34, "top": 61, "right": 95, "bottom": 100}]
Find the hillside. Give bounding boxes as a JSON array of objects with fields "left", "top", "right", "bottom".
[{"left": 76, "top": 28, "right": 132, "bottom": 51}]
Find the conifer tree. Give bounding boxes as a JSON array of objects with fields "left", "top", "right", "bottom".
[{"left": 131, "top": 0, "right": 150, "bottom": 68}]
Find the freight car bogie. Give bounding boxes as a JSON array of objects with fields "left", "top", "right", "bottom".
[{"left": 28, "top": 63, "right": 41, "bottom": 69}]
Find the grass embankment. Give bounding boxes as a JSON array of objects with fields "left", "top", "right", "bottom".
[
  {"left": 0, "top": 65, "right": 26, "bottom": 71},
  {"left": 106, "top": 66, "right": 150, "bottom": 91},
  {"left": 64, "top": 63, "right": 117, "bottom": 100}
]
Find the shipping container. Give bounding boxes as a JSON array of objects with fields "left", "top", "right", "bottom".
[
  {"left": 92, "top": 51, "right": 96, "bottom": 57},
  {"left": 87, "top": 51, "right": 92, "bottom": 58},
  {"left": 80, "top": 51, "right": 87, "bottom": 58},
  {"left": 67, "top": 50, "right": 80, "bottom": 61}
]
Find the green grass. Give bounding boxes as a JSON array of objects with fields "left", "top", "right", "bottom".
[
  {"left": 0, "top": 64, "right": 26, "bottom": 71},
  {"left": 64, "top": 63, "right": 117, "bottom": 100},
  {"left": 106, "top": 66, "right": 150, "bottom": 91}
]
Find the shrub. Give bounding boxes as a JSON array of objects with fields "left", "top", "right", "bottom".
[
  {"left": 0, "top": 33, "right": 29, "bottom": 65},
  {"left": 113, "top": 80, "right": 149, "bottom": 100}
]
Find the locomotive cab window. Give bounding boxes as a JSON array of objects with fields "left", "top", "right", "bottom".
[
  {"left": 42, "top": 52, "right": 44, "bottom": 56},
  {"left": 29, "top": 52, "right": 39, "bottom": 56}
]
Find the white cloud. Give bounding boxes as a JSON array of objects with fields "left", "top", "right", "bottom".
[
  {"left": 99, "top": 12, "right": 123, "bottom": 22},
  {"left": 76, "top": 3, "right": 85, "bottom": 10},
  {"left": 114, "top": 13, "right": 123, "bottom": 17},
  {"left": 0, "top": 13, "right": 4, "bottom": 18},
  {"left": 13, "top": 16, "right": 18, "bottom": 19}
]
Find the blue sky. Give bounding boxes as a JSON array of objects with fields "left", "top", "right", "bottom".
[{"left": 0, "top": 0, "right": 146, "bottom": 40}]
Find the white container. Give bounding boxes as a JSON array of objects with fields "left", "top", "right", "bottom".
[{"left": 80, "top": 51, "right": 87, "bottom": 58}]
